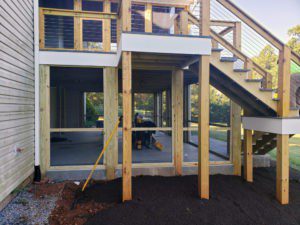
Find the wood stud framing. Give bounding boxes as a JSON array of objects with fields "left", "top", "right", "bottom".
[
  {"left": 39, "top": 65, "right": 50, "bottom": 177},
  {"left": 122, "top": 0, "right": 132, "bottom": 202},
  {"left": 276, "top": 45, "right": 292, "bottom": 205},
  {"left": 172, "top": 70, "right": 184, "bottom": 175},
  {"left": 104, "top": 67, "right": 119, "bottom": 180},
  {"left": 198, "top": 0, "right": 210, "bottom": 200},
  {"left": 244, "top": 129, "right": 253, "bottom": 182}
]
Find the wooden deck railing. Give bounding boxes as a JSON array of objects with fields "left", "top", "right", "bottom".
[{"left": 39, "top": 7, "right": 118, "bottom": 52}]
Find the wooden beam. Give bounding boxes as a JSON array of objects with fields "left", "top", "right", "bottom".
[
  {"left": 231, "top": 101, "right": 241, "bottom": 176},
  {"left": 104, "top": 67, "right": 118, "bottom": 180},
  {"left": 179, "top": 10, "right": 189, "bottom": 35},
  {"left": 39, "top": 8, "right": 45, "bottom": 49},
  {"left": 198, "top": 0, "right": 210, "bottom": 200},
  {"left": 277, "top": 45, "right": 291, "bottom": 117},
  {"left": 276, "top": 45, "right": 291, "bottom": 205},
  {"left": 244, "top": 129, "right": 253, "bottom": 182},
  {"left": 41, "top": 8, "right": 118, "bottom": 19},
  {"left": 172, "top": 70, "right": 183, "bottom": 175},
  {"left": 39, "top": 65, "right": 50, "bottom": 177},
  {"left": 276, "top": 134, "right": 289, "bottom": 205},
  {"left": 103, "top": 0, "right": 111, "bottom": 51},
  {"left": 210, "top": 20, "right": 236, "bottom": 27},
  {"left": 145, "top": 3, "right": 152, "bottom": 33},
  {"left": 219, "top": 26, "right": 233, "bottom": 36},
  {"left": 231, "top": 21, "right": 242, "bottom": 177},
  {"left": 74, "top": 0, "right": 82, "bottom": 50}
]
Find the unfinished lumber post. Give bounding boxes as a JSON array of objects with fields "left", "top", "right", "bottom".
[
  {"left": 103, "top": 0, "right": 111, "bottom": 51},
  {"left": 231, "top": 21, "right": 242, "bottom": 176},
  {"left": 179, "top": 10, "right": 189, "bottom": 35},
  {"left": 145, "top": 3, "right": 152, "bottom": 33},
  {"left": 276, "top": 45, "right": 291, "bottom": 204},
  {"left": 122, "top": 0, "right": 132, "bottom": 202},
  {"left": 244, "top": 129, "right": 253, "bottom": 182},
  {"left": 198, "top": 0, "right": 210, "bottom": 200},
  {"left": 172, "top": 70, "right": 183, "bottom": 176},
  {"left": 104, "top": 67, "right": 118, "bottom": 180},
  {"left": 39, "top": 65, "right": 50, "bottom": 177},
  {"left": 74, "top": 0, "right": 82, "bottom": 50}
]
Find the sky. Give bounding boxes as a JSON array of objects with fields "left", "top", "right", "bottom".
[{"left": 230, "top": 0, "right": 300, "bottom": 42}]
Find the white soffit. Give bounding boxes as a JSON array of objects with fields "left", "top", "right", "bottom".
[
  {"left": 121, "top": 33, "right": 212, "bottom": 55},
  {"left": 242, "top": 117, "right": 300, "bottom": 135},
  {"left": 39, "top": 51, "right": 118, "bottom": 67}
]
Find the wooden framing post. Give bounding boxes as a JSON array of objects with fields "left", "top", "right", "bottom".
[
  {"left": 172, "top": 70, "right": 183, "bottom": 175},
  {"left": 179, "top": 10, "right": 189, "bottom": 35},
  {"left": 74, "top": 0, "right": 82, "bottom": 50},
  {"left": 145, "top": 3, "right": 152, "bottom": 33},
  {"left": 104, "top": 67, "right": 118, "bottom": 180},
  {"left": 122, "top": 0, "right": 132, "bottom": 202},
  {"left": 103, "top": 0, "right": 111, "bottom": 51},
  {"left": 244, "top": 129, "right": 253, "bottom": 182},
  {"left": 276, "top": 45, "right": 291, "bottom": 205},
  {"left": 231, "top": 21, "right": 242, "bottom": 176},
  {"left": 39, "top": 65, "right": 50, "bottom": 177},
  {"left": 198, "top": 0, "right": 210, "bottom": 200}
]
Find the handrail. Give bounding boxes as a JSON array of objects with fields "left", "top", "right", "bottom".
[
  {"left": 41, "top": 7, "right": 118, "bottom": 19},
  {"left": 187, "top": 11, "right": 270, "bottom": 80},
  {"left": 216, "top": 0, "right": 300, "bottom": 66}
]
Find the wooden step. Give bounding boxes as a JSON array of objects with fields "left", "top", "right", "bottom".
[
  {"left": 245, "top": 79, "right": 263, "bottom": 83},
  {"left": 260, "top": 88, "right": 274, "bottom": 92},
  {"left": 234, "top": 69, "right": 251, "bottom": 73},
  {"left": 212, "top": 48, "right": 224, "bottom": 52},
  {"left": 220, "top": 57, "right": 238, "bottom": 62}
]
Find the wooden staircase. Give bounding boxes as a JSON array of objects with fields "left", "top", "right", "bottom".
[{"left": 187, "top": 47, "right": 299, "bottom": 155}]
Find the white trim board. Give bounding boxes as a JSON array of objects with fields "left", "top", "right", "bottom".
[
  {"left": 120, "top": 32, "right": 212, "bottom": 55},
  {"left": 39, "top": 33, "right": 212, "bottom": 67},
  {"left": 242, "top": 117, "right": 300, "bottom": 135}
]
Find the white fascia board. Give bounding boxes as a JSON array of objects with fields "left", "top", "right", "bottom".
[
  {"left": 242, "top": 117, "right": 300, "bottom": 135},
  {"left": 39, "top": 51, "right": 118, "bottom": 67},
  {"left": 121, "top": 32, "right": 212, "bottom": 55}
]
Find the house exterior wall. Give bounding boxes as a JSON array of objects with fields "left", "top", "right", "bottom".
[{"left": 0, "top": 0, "right": 35, "bottom": 202}]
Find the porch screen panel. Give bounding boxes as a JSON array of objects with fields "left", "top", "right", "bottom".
[
  {"left": 44, "top": 15, "right": 74, "bottom": 49},
  {"left": 131, "top": 4, "right": 145, "bottom": 32},
  {"left": 82, "top": 20, "right": 103, "bottom": 51}
]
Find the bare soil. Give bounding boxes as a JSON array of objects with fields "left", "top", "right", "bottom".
[{"left": 44, "top": 167, "right": 300, "bottom": 225}]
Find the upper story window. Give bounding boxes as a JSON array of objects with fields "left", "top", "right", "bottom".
[
  {"left": 131, "top": 4, "right": 145, "bottom": 32},
  {"left": 82, "top": 0, "right": 104, "bottom": 12},
  {"left": 39, "top": 0, "right": 74, "bottom": 9}
]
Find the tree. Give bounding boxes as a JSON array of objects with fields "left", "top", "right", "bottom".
[
  {"left": 252, "top": 45, "right": 278, "bottom": 86},
  {"left": 287, "top": 25, "right": 300, "bottom": 55}
]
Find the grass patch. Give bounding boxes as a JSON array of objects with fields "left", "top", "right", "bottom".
[{"left": 268, "top": 134, "right": 300, "bottom": 171}]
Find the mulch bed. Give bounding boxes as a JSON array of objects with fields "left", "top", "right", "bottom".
[{"left": 48, "top": 167, "right": 300, "bottom": 225}]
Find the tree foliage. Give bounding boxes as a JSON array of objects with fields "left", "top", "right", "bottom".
[{"left": 287, "top": 25, "right": 300, "bottom": 55}]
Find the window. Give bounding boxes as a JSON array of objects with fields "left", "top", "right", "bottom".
[
  {"left": 82, "top": 0, "right": 103, "bottom": 12},
  {"left": 82, "top": 19, "right": 103, "bottom": 51}
]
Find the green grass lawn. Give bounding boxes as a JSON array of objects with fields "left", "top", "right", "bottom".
[{"left": 268, "top": 135, "right": 300, "bottom": 171}]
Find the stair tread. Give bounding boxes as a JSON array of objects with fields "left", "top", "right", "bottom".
[
  {"left": 245, "top": 79, "right": 263, "bottom": 82},
  {"left": 234, "top": 69, "right": 251, "bottom": 73},
  {"left": 212, "top": 48, "right": 223, "bottom": 52},
  {"left": 220, "top": 57, "right": 238, "bottom": 62},
  {"left": 260, "top": 88, "right": 275, "bottom": 92}
]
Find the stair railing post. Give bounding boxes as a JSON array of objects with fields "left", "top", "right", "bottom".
[{"left": 276, "top": 45, "right": 291, "bottom": 205}]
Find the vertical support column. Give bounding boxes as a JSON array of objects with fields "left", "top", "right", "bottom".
[
  {"left": 104, "top": 67, "right": 119, "bottom": 180},
  {"left": 172, "top": 70, "right": 183, "bottom": 175},
  {"left": 245, "top": 58, "right": 253, "bottom": 79},
  {"left": 231, "top": 22, "right": 242, "bottom": 176},
  {"left": 145, "top": 3, "right": 152, "bottom": 33},
  {"left": 179, "top": 10, "right": 189, "bottom": 35},
  {"left": 39, "top": 8, "right": 45, "bottom": 49},
  {"left": 103, "top": 0, "right": 111, "bottom": 51},
  {"left": 74, "top": 0, "right": 82, "bottom": 50},
  {"left": 198, "top": 0, "right": 210, "bottom": 200},
  {"left": 39, "top": 65, "right": 50, "bottom": 177},
  {"left": 276, "top": 45, "right": 291, "bottom": 205},
  {"left": 122, "top": 0, "right": 132, "bottom": 202},
  {"left": 244, "top": 129, "right": 253, "bottom": 182}
]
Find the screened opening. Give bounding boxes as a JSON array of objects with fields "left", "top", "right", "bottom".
[
  {"left": 44, "top": 15, "right": 74, "bottom": 49},
  {"left": 131, "top": 4, "right": 146, "bottom": 32},
  {"left": 39, "top": 0, "right": 74, "bottom": 9},
  {"left": 82, "top": 0, "right": 104, "bottom": 12},
  {"left": 82, "top": 20, "right": 103, "bottom": 51}
]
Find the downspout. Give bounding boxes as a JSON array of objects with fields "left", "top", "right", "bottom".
[{"left": 34, "top": 0, "right": 41, "bottom": 181}]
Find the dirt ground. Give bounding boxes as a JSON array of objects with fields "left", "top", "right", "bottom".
[{"left": 29, "top": 167, "right": 300, "bottom": 225}]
